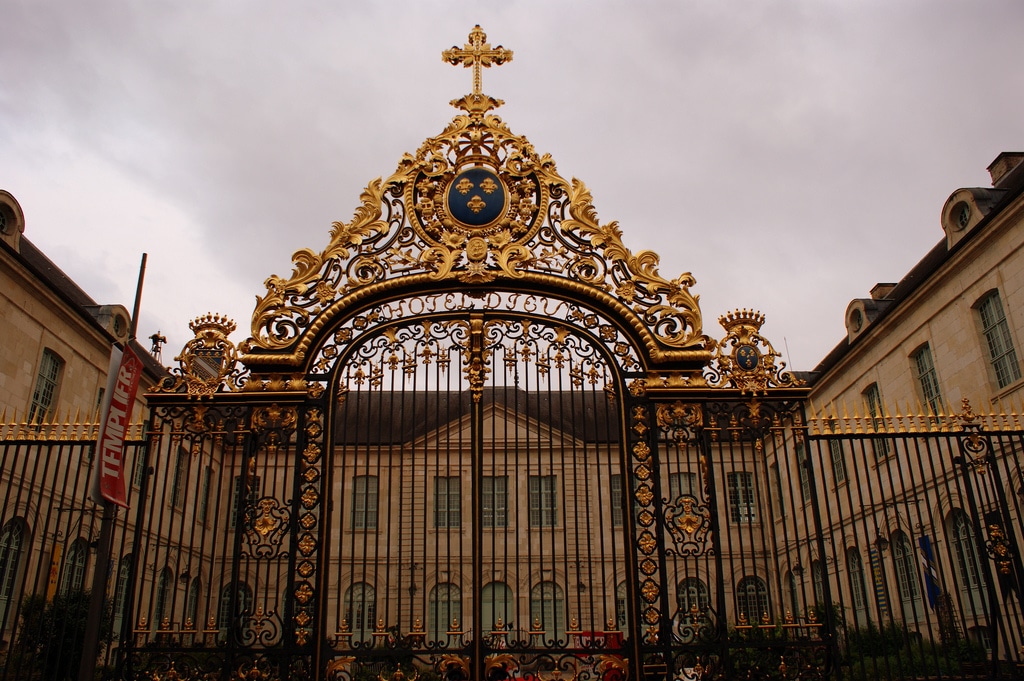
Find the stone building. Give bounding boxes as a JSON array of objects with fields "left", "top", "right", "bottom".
[
  {"left": 792, "top": 152, "right": 1024, "bottom": 656},
  {"left": 0, "top": 188, "right": 165, "bottom": 646}
]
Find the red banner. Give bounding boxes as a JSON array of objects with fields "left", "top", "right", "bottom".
[{"left": 93, "top": 345, "right": 143, "bottom": 507}]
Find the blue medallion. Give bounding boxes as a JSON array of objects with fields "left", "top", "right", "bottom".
[
  {"left": 446, "top": 168, "right": 506, "bottom": 228},
  {"left": 736, "top": 344, "right": 760, "bottom": 371}
]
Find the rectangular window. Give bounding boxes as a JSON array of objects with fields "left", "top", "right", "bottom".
[
  {"left": 913, "top": 344, "right": 943, "bottom": 413},
  {"left": 229, "top": 474, "right": 261, "bottom": 529},
  {"left": 669, "top": 472, "right": 698, "bottom": 499},
  {"left": 171, "top": 447, "right": 188, "bottom": 508},
  {"left": 133, "top": 450, "right": 147, "bottom": 488},
  {"left": 769, "top": 462, "right": 785, "bottom": 518},
  {"left": 863, "top": 383, "right": 891, "bottom": 459},
  {"left": 434, "top": 476, "right": 461, "bottom": 528},
  {"left": 198, "top": 466, "right": 212, "bottom": 523},
  {"left": 528, "top": 475, "right": 557, "bottom": 527},
  {"left": 610, "top": 474, "right": 624, "bottom": 527},
  {"left": 797, "top": 443, "right": 811, "bottom": 501},
  {"left": 482, "top": 476, "right": 507, "bottom": 528},
  {"left": 978, "top": 291, "right": 1022, "bottom": 388},
  {"left": 352, "top": 475, "right": 378, "bottom": 530},
  {"left": 726, "top": 471, "right": 756, "bottom": 523},
  {"left": 28, "top": 349, "right": 63, "bottom": 424},
  {"left": 830, "top": 440, "right": 847, "bottom": 485}
]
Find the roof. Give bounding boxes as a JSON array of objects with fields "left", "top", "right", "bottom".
[
  {"left": 3, "top": 233, "right": 167, "bottom": 380},
  {"left": 809, "top": 160, "right": 1024, "bottom": 382},
  {"left": 334, "top": 386, "right": 621, "bottom": 445}
]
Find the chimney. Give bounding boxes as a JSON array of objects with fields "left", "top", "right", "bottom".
[
  {"left": 988, "top": 152, "right": 1024, "bottom": 188},
  {"left": 870, "top": 283, "right": 897, "bottom": 301}
]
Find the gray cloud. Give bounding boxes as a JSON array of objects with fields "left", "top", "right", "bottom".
[{"left": 1, "top": 1, "right": 1021, "bottom": 368}]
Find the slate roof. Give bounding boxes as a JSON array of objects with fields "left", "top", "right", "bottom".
[
  {"left": 5, "top": 234, "right": 167, "bottom": 380},
  {"left": 334, "top": 386, "right": 621, "bottom": 445}
]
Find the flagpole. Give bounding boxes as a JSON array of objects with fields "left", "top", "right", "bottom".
[{"left": 79, "top": 253, "right": 147, "bottom": 681}]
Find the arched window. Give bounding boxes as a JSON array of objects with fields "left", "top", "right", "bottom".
[
  {"left": 811, "top": 560, "right": 825, "bottom": 604},
  {"left": 847, "top": 549, "right": 867, "bottom": 615},
  {"left": 482, "top": 581, "right": 513, "bottom": 633},
  {"left": 112, "top": 555, "right": 132, "bottom": 637},
  {"left": 171, "top": 447, "right": 189, "bottom": 508},
  {"left": 948, "top": 509, "right": 986, "bottom": 614},
  {"left": 153, "top": 567, "right": 173, "bottom": 627},
  {"left": 891, "top": 531, "right": 920, "bottom": 603},
  {"left": 217, "top": 582, "right": 253, "bottom": 640},
  {"left": 735, "top": 576, "right": 769, "bottom": 622},
  {"left": 428, "top": 583, "right": 462, "bottom": 643},
  {"left": 29, "top": 349, "right": 64, "bottom": 424},
  {"left": 185, "top": 577, "right": 202, "bottom": 628},
  {"left": 530, "top": 581, "right": 564, "bottom": 641},
  {"left": 615, "top": 581, "right": 628, "bottom": 629},
  {"left": 342, "top": 582, "right": 375, "bottom": 644},
  {"left": 0, "top": 519, "right": 26, "bottom": 630},
  {"left": 785, "top": 571, "right": 799, "bottom": 616},
  {"left": 677, "top": 577, "right": 709, "bottom": 619},
  {"left": 949, "top": 510, "right": 982, "bottom": 589},
  {"left": 61, "top": 538, "right": 89, "bottom": 595},
  {"left": 976, "top": 290, "right": 1022, "bottom": 388}
]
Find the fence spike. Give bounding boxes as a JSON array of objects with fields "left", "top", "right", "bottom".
[
  {"left": 896, "top": 401, "right": 908, "bottom": 433},
  {"left": 134, "top": 413, "right": 147, "bottom": 440},
  {"left": 71, "top": 408, "right": 82, "bottom": 441}
]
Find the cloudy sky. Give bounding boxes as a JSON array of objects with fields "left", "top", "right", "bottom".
[{"left": 2, "top": 1, "right": 1021, "bottom": 372}]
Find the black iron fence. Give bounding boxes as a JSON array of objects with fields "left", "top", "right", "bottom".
[{"left": 0, "top": 399, "right": 1021, "bottom": 680}]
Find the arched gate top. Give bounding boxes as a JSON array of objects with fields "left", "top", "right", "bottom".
[
  {"left": 154, "top": 27, "right": 804, "bottom": 400},
  {"left": 240, "top": 26, "right": 707, "bottom": 373}
]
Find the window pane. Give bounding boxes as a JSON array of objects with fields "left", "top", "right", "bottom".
[
  {"left": 913, "top": 344, "right": 943, "bottom": 413},
  {"left": 669, "top": 472, "right": 697, "bottom": 499},
  {"left": 979, "top": 292, "right": 1022, "bottom": 388},
  {"left": 482, "top": 476, "right": 507, "bottom": 528},
  {"left": 29, "top": 349, "right": 63, "bottom": 424},
  {"left": 863, "top": 383, "right": 891, "bottom": 459},
  {"left": 610, "top": 475, "right": 623, "bottom": 527},
  {"left": 352, "top": 475, "right": 378, "bottom": 530},
  {"left": 434, "top": 476, "right": 461, "bottom": 528},
  {"left": 727, "top": 472, "right": 756, "bottom": 523},
  {"left": 529, "top": 475, "right": 557, "bottom": 527}
]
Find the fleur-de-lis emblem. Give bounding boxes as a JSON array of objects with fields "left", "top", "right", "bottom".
[
  {"left": 467, "top": 196, "right": 487, "bottom": 213},
  {"left": 456, "top": 178, "right": 474, "bottom": 194},
  {"left": 480, "top": 178, "right": 498, "bottom": 194}
]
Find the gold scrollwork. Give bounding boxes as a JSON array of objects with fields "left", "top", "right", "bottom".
[
  {"left": 484, "top": 653, "right": 519, "bottom": 679},
  {"left": 158, "top": 314, "right": 241, "bottom": 397},
  {"left": 706, "top": 309, "right": 802, "bottom": 394},
  {"left": 595, "top": 654, "right": 629, "bottom": 681},
  {"left": 438, "top": 655, "right": 471, "bottom": 679},
  {"left": 664, "top": 496, "right": 712, "bottom": 556},
  {"left": 243, "top": 27, "right": 706, "bottom": 363}
]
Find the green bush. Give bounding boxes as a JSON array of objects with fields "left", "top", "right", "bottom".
[{"left": 13, "top": 591, "right": 112, "bottom": 681}]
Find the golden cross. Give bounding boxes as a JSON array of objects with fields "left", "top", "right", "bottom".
[{"left": 442, "top": 25, "right": 513, "bottom": 96}]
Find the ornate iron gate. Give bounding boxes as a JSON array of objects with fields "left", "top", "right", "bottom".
[{"left": 118, "top": 26, "right": 815, "bottom": 681}]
